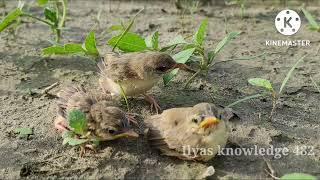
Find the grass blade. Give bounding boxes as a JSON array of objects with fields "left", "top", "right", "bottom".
[
  {"left": 302, "top": 8, "right": 320, "bottom": 30},
  {"left": 0, "top": 8, "right": 22, "bottom": 32},
  {"left": 226, "top": 93, "right": 265, "bottom": 108},
  {"left": 279, "top": 55, "right": 306, "bottom": 95},
  {"left": 310, "top": 76, "right": 320, "bottom": 93}
]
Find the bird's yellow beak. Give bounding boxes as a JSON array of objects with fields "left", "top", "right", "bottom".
[
  {"left": 199, "top": 117, "right": 220, "bottom": 130},
  {"left": 114, "top": 129, "right": 139, "bottom": 139},
  {"left": 174, "top": 63, "right": 196, "bottom": 73}
]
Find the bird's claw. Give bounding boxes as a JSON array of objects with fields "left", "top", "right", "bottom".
[
  {"left": 79, "top": 144, "right": 97, "bottom": 157},
  {"left": 144, "top": 94, "right": 161, "bottom": 114},
  {"left": 125, "top": 113, "right": 138, "bottom": 125}
]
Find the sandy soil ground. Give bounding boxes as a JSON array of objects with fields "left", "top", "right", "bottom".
[{"left": 0, "top": 0, "right": 319, "bottom": 179}]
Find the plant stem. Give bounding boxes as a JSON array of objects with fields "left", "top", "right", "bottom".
[
  {"left": 184, "top": 69, "right": 201, "bottom": 89},
  {"left": 58, "top": 0, "right": 67, "bottom": 29},
  {"left": 226, "top": 93, "right": 265, "bottom": 108},
  {"left": 21, "top": 13, "right": 54, "bottom": 27}
]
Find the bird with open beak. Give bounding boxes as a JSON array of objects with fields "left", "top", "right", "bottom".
[
  {"left": 54, "top": 86, "right": 139, "bottom": 143},
  {"left": 145, "top": 103, "right": 235, "bottom": 161},
  {"left": 98, "top": 52, "right": 195, "bottom": 113}
]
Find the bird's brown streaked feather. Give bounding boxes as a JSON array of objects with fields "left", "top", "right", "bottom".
[{"left": 98, "top": 53, "right": 147, "bottom": 81}]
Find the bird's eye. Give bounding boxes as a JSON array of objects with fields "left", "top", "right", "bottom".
[
  {"left": 156, "top": 66, "right": 168, "bottom": 72},
  {"left": 192, "top": 118, "right": 198, "bottom": 123},
  {"left": 108, "top": 129, "right": 115, "bottom": 134}
]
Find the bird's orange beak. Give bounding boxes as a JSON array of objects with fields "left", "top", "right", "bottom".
[
  {"left": 174, "top": 63, "right": 196, "bottom": 73},
  {"left": 114, "top": 129, "right": 139, "bottom": 139},
  {"left": 199, "top": 117, "right": 220, "bottom": 130}
]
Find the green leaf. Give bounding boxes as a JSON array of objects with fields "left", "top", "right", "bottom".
[
  {"left": 44, "top": 7, "right": 58, "bottom": 25},
  {"left": 172, "top": 48, "right": 196, "bottom": 63},
  {"left": 302, "top": 8, "right": 320, "bottom": 31},
  {"left": 163, "top": 68, "right": 179, "bottom": 86},
  {"left": 62, "top": 131, "right": 74, "bottom": 139},
  {"left": 248, "top": 78, "right": 273, "bottom": 91},
  {"left": 107, "top": 24, "right": 124, "bottom": 32},
  {"left": 160, "top": 35, "right": 187, "bottom": 52},
  {"left": 42, "top": 46, "right": 67, "bottom": 55},
  {"left": 37, "top": 0, "right": 49, "bottom": 6},
  {"left": 14, "top": 128, "right": 33, "bottom": 136},
  {"left": 108, "top": 32, "right": 147, "bottom": 52},
  {"left": 145, "top": 31, "right": 159, "bottom": 50},
  {"left": 279, "top": 55, "right": 305, "bottom": 95},
  {"left": 67, "top": 109, "right": 87, "bottom": 135},
  {"left": 65, "top": 43, "right": 85, "bottom": 53},
  {"left": 194, "top": 18, "right": 208, "bottom": 46},
  {"left": 0, "top": 8, "right": 22, "bottom": 32},
  {"left": 84, "top": 31, "right": 99, "bottom": 56},
  {"left": 280, "top": 173, "right": 316, "bottom": 180},
  {"left": 163, "top": 48, "right": 196, "bottom": 85},
  {"left": 63, "top": 137, "right": 88, "bottom": 146},
  {"left": 212, "top": 32, "right": 240, "bottom": 62}
]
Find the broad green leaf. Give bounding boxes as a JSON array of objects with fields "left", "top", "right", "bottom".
[
  {"left": 110, "top": 17, "right": 135, "bottom": 51},
  {"left": 194, "top": 18, "right": 208, "bottom": 46},
  {"left": 108, "top": 24, "right": 124, "bottom": 32},
  {"left": 213, "top": 32, "right": 240, "bottom": 61},
  {"left": 42, "top": 46, "right": 67, "bottom": 55},
  {"left": 160, "top": 35, "right": 187, "bottom": 52},
  {"left": 65, "top": 43, "right": 85, "bottom": 53},
  {"left": 67, "top": 109, "right": 87, "bottom": 135},
  {"left": 172, "top": 48, "right": 196, "bottom": 63},
  {"left": 108, "top": 32, "right": 147, "bottom": 52},
  {"left": 280, "top": 173, "right": 316, "bottom": 180},
  {"left": 163, "top": 68, "right": 179, "bottom": 86},
  {"left": 84, "top": 31, "right": 99, "bottom": 56},
  {"left": 62, "top": 131, "right": 74, "bottom": 139},
  {"left": 163, "top": 48, "right": 195, "bottom": 85},
  {"left": 44, "top": 7, "right": 58, "bottom": 25},
  {"left": 0, "top": 8, "right": 22, "bottom": 32},
  {"left": 248, "top": 78, "right": 273, "bottom": 91},
  {"left": 37, "top": 0, "right": 49, "bottom": 6},
  {"left": 302, "top": 8, "right": 320, "bottom": 30},
  {"left": 145, "top": 31, "right": 159, "bottom": 50},
  {"left": 64, "top": 137, "right": 88, "bottom": 146},
  {"left": 14, "top": 128, "right": 33, "bottom": 136},
  {"left": 279, "top": 55, "right": 305, "bottom": 95}
]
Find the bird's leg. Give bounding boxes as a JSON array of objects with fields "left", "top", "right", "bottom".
[
  {"left": 125, "top": 113, "right": 138, "bottom": 125},
  {"left": 79, "top": 144, "right": 97, "bottom": 157},
  {"left": 54, "top": 117, "right": 69, "bottom": 132},
  {"left": 143, "top": 94, "right": 161, "bottom": 114}
]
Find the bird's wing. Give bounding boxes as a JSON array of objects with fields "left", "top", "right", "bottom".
[
  {"left": 57, "top": 86, "right": 93, "bottom": 119},
  {"left": 98, "top": 53, "right": 145, "bottom": 81},
  {"left": 146, "top": 108, "right": 202, "bottom": 160}
]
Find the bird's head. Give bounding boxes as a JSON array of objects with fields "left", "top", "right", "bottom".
[
  {"left": 189, "top": 113, "right": 222, "bottom": 135},
  {"left": 90, "top": 103, "right": 138, "bottom": 141},
  {"left": 146, "top": 52, "right": 195, "bottom": 76}
]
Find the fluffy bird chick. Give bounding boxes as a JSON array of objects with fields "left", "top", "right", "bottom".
[
  {"left": 98, "top": 52, "right": 195, "bottom": 113},
  {"left": 54, "top": 86, "right": 139, "bottom": 141},
  {"left": 145, "top": 103, "right": 235, "bottom": 161}
]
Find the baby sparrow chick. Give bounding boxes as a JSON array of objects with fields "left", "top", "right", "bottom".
[
  {"left": 145, "top": 103, "right": 235, "bottom": 161},
  {"left": 98, "top": 52, "right": 195, "bottom": 113},
  {"left": 54, "top": 86, "right": 139, "bottom": 141}
]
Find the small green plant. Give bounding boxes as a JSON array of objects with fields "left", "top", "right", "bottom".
[
  {"left": 226, "top": 0, "right": 246, "bottom": 19},
  {"left": 41, "top": 31, "right": 100, "bottom": 59},
  {"left": 14, "top": 127, "right": 33, "bottom": 138},
  {"left": 62, "top": 109, "right": 99, "bottom": 147},
  {"left": 163, "top": 19, "right": 240, "bottom": 87},
  {"left": 302, "top": 8, "right": 320, "bottom": 32},
  {"left": 0, "top": 0, "right": 68, "bottom": 43},
  {"left": 227, "top": 55, "right": 306, "bottom": 118}
]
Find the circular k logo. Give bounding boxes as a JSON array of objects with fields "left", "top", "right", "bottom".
[{"left": 275, "top": 9, "right": 301, "bottom": 36}]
